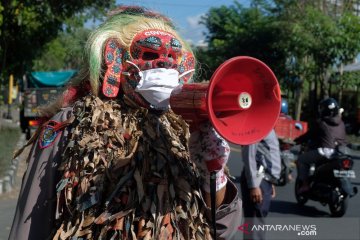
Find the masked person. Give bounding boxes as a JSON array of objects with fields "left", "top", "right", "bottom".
[
  {"left": 240, "top": 129, "right": 281, "bottom": 240},
  {"left": 9, "top": 6, "right": 242, "bottom": 240},
  {"left": 295, "top": 97, "right": 346, "bottom": 193}
]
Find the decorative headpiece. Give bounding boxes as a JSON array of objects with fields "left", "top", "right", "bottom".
[{"left": 86, "top": 6, "right": 195, "bottom": 108}]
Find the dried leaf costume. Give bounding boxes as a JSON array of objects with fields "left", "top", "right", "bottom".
[{"left": 10, "top": 6, "right": 242, "bottom": 240}]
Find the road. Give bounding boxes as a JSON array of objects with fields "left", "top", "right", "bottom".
[
  {"left": 0, "top": 135, "right": 28, "bottom": 240},
  {"left": 1, "top": 141, "right": 359, "bottom": 239},
  {"left": 228, "top": 143, "right": 360, "bottom": 239},
  {"left": 0, "top": 107, "right": 22, "bottom": 240},
  {"left": 228, "top": 143, "right": 360, "bottom": 218}
]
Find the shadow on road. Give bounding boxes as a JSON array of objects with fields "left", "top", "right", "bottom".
[{"left": 270, "top": 200, "right": 330, "bottom": 217}]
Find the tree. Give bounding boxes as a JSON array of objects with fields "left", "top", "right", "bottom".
[
  {"left": 0, "top": 0, "right": 115, "bottom": 82},
  {"left": 334, "top": 12, "right": 360, "bottom": 104},
  {"left": 198, "top": 0, "right": 360, "bottom": 121},
  {"left": 198, "top": 1, "right": 287, "bottom": 81},
  {"left": 32, "top": 26, "right": 91, "bottom": 71},
  {"left": 288, "top": 6, "right": 339, "bottom": 119}
]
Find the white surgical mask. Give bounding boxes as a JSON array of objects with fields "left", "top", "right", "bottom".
[
  {"left": 135, "top": 68, "right": 179, "bottom": 110},
  {"left": 124, "top": 61, "right": 194, "bottom": 110}
]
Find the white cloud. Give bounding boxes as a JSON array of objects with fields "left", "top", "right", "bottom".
[
  {"left": 196, "top": 39, "right": 208, "bottom": 47},
  {"left": 180, "top": 13, "right": 208, "bottom": 46},
  {"left": 186, "top": 14, "right": 204, "bottom": 29},
  {"left": 185, "top": 38, "right": 194, "bottom": 45}
]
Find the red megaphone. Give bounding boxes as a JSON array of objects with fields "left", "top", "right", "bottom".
[{"left": 170, "top": 56, "right": 281, "bottom": 145}]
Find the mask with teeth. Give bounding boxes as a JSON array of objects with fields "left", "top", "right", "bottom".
[{"left": 102, "top": 29, "right": 195, "bottom": 109}]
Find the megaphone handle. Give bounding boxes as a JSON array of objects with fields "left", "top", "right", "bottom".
[{"left": 210, "top": 171, "right": 217, "bottom": 239}]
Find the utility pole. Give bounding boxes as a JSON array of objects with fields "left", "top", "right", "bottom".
[{"left": 5, "top": 74, "right": 13, "bottom": 119}]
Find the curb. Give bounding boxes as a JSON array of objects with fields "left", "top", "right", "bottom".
[{"left": 0, "top": 134, "right": 25, "bottom": 194}]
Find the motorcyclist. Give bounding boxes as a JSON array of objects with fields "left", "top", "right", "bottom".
[{"left": 295, "top": 97, "right": 346, "bottom": 193}]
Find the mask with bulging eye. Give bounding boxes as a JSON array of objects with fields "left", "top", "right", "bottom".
[
  {"left": 119, "top": 29, "right": 196, "bottom": 109},
  {"left": 130, "top": 29, "right": 183, "bottom": 70}
]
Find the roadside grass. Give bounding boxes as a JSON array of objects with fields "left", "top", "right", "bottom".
[{"left": 0, "top": 127, "right": 21, "bottom": 176}]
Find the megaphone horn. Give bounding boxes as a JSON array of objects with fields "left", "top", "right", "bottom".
[{"left": 170, "top": 56, "right": 281, "bottom": 145}]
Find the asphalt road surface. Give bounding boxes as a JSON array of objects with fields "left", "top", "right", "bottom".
[
  {"left": 228, "top": 143, "right": 360, "bottom": 239},
  {"left": 0, "top": 144, "right": 28, "bottom": 240},
  {"left": 228, "top": 143, "right": 360, "bottom": 218},
  {"left": 1, "top": 141, "right": 359, "bottom": 239}
]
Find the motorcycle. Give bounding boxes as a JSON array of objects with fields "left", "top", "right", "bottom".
[{"left": 295, "top": 145, "right": 358, "bottom": 217}]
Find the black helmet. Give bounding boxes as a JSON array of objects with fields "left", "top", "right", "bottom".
[{"left": 319, "top": 98, "right": 339, "bottom": 118}]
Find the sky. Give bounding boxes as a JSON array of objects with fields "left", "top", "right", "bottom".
[{"left": 115, "top": 0, "right": 251, "bottom": 45}]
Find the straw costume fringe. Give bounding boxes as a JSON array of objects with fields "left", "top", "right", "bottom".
[{"left": 53, "top": 95, "right": 212, "bottom": 239}]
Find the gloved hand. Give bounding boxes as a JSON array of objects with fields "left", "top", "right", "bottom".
[{"left": 189, "top": 121, "right": 230, "bottom": 193}]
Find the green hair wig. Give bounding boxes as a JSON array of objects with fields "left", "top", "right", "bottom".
[{"left": 83, "top": 6, "right": 193, "bottom": 96}]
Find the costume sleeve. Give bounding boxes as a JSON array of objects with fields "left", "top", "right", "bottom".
[
  {"left": 9, "top": 107, "right": 73, "bottom": 240},
  {"left": 242, "top": 143, "right": 262, "bottom": 188},
  {"left": 204, "top": 179, "right": 243, "bottom": 240}
]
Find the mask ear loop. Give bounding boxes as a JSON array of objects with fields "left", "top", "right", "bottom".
[
  {"left": 178, "top": 69, "right": 195, "bottom": 80},
  {"left": 122, "top": 60, "right": 143, "bottom": 79}
]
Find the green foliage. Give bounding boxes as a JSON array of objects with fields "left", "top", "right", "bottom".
[
  {"left": 198, "top": 0, "right": 360, "bottom": 119},
  {"left": 301, "top": 8, "right": 338, "bottom": 69},
  {"left": 33, "top": 27, "right": 91, "bottom": 71},
  {"left": 342, "top": 71, "right": 360, "bottom": 89},
  {"left": 336, "top": 13, "right": 360, "bottom": 64},
  {"left": 0, "top": 0, "right": 116, "bottom": 81},
  {"left": 271, "top": 2, "right": 360, "bottom": 96},
  {"left": 0, "top": 4, "right": 3, "bottom": 28},
  {"left": 198, "top": 1, "right": 287, "bottom": 80}
]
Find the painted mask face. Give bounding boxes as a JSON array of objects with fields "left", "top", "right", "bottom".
[
  {"left": 120, "top": 29, "right": 195, "bottom": 109},
  {"left": 130, "top": 29, "right": 183, "bottom": 70}
]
